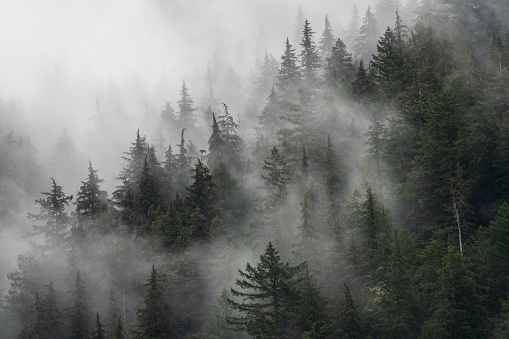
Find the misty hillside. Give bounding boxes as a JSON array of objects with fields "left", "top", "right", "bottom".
[{"left": 1, "top": 0, "right": 509, "bottom": 338}]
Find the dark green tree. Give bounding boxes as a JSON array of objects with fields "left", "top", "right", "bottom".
[
  {"left": 91, "top": 313, "right": 105, "bottom": 339},
  {"left": 207, "top": 113, "right": 227, "bottom": 169},
  {"left": 28, "top": 178, "right": 73, "bottom": 248},
  {"left": 135, "top": 264, "right": 175, "bottom": 339},
  {"left": 68, "top": 270, "right": 91, "bottom": 339},
  {"left": 277, "top": 38, "right": 301, "bottom": 98},
  {"left": 325, "top": 37, "right": 356, "bottom": 84},
  {"left": 113, "top": 318, "right": 125, "bottom": 339},
  {"left": 421, "top": 248, "right": 488, "bottom": 338},
  {"left": 227, "top": 242, "right": 304, "bottom": 337},
  {"left": 175, "top": 128, "right": 191, "bottom": 194},
  {"left": 75, "top": 161, "right": 107, "bottom": 225},
  {"left": 134, "top": 157, "right": 160, "bottom": 232},
  {"left": 299, "top": 20, "right": 322, "bottom": 96},
  {"left": 351, "top": 60, "right": 375, "bottom": 100}
]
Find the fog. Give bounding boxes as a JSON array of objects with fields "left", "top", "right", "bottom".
[{"left": 0, "top": 0, "right": 460, "bottom": 337}]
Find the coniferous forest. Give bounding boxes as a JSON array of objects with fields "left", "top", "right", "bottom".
[{"left": 1, "top": 0, "right": 509, "bottom": 338}]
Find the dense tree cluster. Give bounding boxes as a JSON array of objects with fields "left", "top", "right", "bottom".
[{"left": 2, "top": 0, "right": 509, "bottom": 338}]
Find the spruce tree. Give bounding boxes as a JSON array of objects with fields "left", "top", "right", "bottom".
[
  {"left": 135, "top": 264, "right": 175, "bottom": 338},
  {"left": 325, "top": 37, "right": 356, "bottom": 84},
  {"left": 207, "top": 113, "right": 227, "bottom": 169},
  {"left": 176, "top": 80, "right": 196, "bottom": 128},
  {"left": 261, "top": 146, "right": 290, "bottom": 207},
  {"left": 91, "top": 313, "right": 105, "bottom": 339},
  {"left": 299, "top": 20, "right": 322, "bottom": 96},
  {"left": 75, "top": 161, "right": 107, "bottom": 225},
  {"left": 68, "top": 270, "right": 91, "bottom": 339},
  {"left": 277, "top": 38, "right": 301, "bottom": 98},
  {"left": 319, "top": 14, "right": 335, "bottom": 64},
  {"left": 113, "top": 318, "right": 125, "bottom": 339},
  {"left": 227, "top": 242, "right": 304, "bottom": 337},
  {"left": 105, "top": 288, "right": 120, "bottom": 339},
  {"left": 28, "top": 178, "right": 73, "bottom": 248},
  {"left": 354, "top": 6, "right": 378, "bottom": 63}
]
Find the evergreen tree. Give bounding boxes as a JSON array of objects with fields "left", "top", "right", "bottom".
[
  {"left": 325, "top": 37, "right": 356, "bottom": 84},
  {"left": 351, "top": 60, "right": 375, "bottom": 100},
  {"left": 227, "top": 242, "right": 304, "bottom": 337},
  {"left": 176, "top": 80, "right": 196, "bottom": 128},
  {"left": 217, "top": 103, "right": 244, "bottom": 169},
  {"left": 257, "top": 85, "right": 285, "bottom": 138},
  {"left": 207, "top": 113, "right": 227, "bottom": 169},
  {"left": 299, "top": 20, "right": 322, "bottom": 96},
  {"left": 320, "top": 135, "right": 344, "bottom": 202},
  {"left": 135, "top": 264, "right": 175, "bottom": 338},
  {"left": 277, "top": 38, "right": 301, "bottom": 98},
  {"left": 319, "top": 14, "right": 335, "bottom": 64},
  {"left": 175, "top": 128, "right": 191, "bottom": 193},
  {"left": 160, "top": 101, "right": 175, "bottom": 125},
  {"left": 134, "top": 157, "right": 160, "bottom": 232},
  {"left": 421, "top": 248, "right": 488, "bottom": 338},
  {"left": 261, "top": 146, "right": 290, "bottom": 207},
  {"left": 354, "top": 6, "right": 378, "bottom": 63},
  {"left": 294, "top": 265, "right": 327, "bottom": 336},
  {"left": 68, "top": 270, "right": 91, "bottom": 339},
  {"left": 28, "top": 178, "right": 73, "bottom": 248},
  {"left": 292, "top": 190, "right": 319, "bottom": 269},
  {"left": 113, "top": 318, "right": 125, "bottom": 339},
  {"left": 75, "top": 161, "right": 107, "bottom": 225},
  {"left": 345, "top": 5, "right": 360, "bottom": 50},
  {"left": 91, "top": 313, "right": 105, "bottom": 339},
  {"left": 105, "top": 288, "right": 120, "bottom": 339}
]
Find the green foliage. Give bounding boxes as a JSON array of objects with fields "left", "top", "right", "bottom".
[
  {"left": 28, "top": 178, "right": 73, "bottom": 249},
  {"left": 91, "top": 313, "right": 106, "bottom": 339},
  {"left": 134, "top": 265, "right": 176, "bottom": 339},
  {"left": 227, "top": 242, "right": 304, "bottom": 337}
]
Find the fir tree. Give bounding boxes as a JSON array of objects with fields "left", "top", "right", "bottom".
[
  {"left": 346, "top": 5, "right": 360, "bottom": 50},
  {"left": 105, "top": 288, "right": 120, "bottom": 339},
  {"left": 113, "top": 318, "right": 125, "bottom": 339},
  {"left": 175, "top": 128, "right": 191, "bottom": 193}
]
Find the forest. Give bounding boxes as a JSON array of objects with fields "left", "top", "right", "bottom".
[{"left": 1, "top": 0, "right": 509, "bottom": 337}]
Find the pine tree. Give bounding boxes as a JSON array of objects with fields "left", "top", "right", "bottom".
[
  {"left": 68, "top": 270, "right": 91, "bottom": 339},
  {"left": 75, "top": 161, "right": 107, "bottom": 225},
  {"left": 176, "top": 80, "right": 196, "bottom": 128},
  {"left": 217, "top": 103, "right": 244, "bottom": 169},
  {"left": 294, "top": 265, "right": 327, "bottom": 336},
  {"left": 135, "top": 264, "right": 175, "bottom": 338},
  {"left": 160, "top": 101, "right": 175, "bottom": 125},
  {"left": 354, "top": 6, "right": 378, "bottom": 63},
  {"left": 320, "top": 135, "right": 344, "bottom": 202},
  {"left": 91, "top": 313, "right": 105, "bottom": 339},
  {"left": 227, "top": 242, "right": 304, "bottom": 337},
  {"left": 319, "top": 14, "right": 335, "bottom": 64},
  {"left": 28, "top": 178, "right": 73, "bottom": 249},
  {"left": 292, "top": 190, "right": 319, "bottom": 268}
]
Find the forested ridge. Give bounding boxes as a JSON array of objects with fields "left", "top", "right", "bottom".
[{"left": 1, "top": 0, "right": 509, "bottom": 338}]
